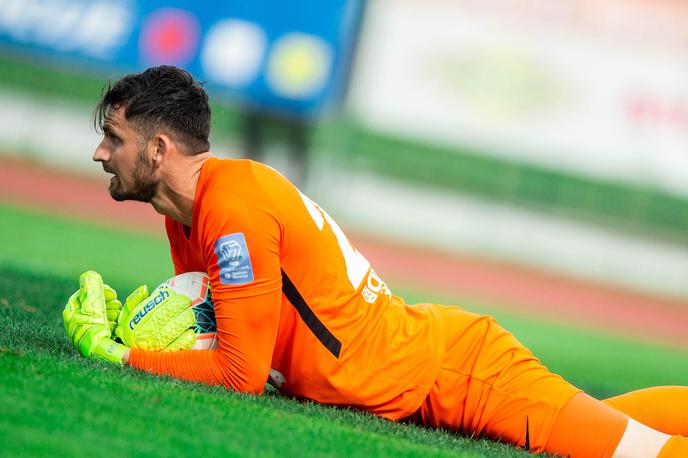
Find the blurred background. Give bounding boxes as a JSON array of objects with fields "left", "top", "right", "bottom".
[{"left": 0, "top": 0, "right": 687, "bottom": 341}]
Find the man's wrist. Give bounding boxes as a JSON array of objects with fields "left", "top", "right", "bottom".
[{"left": 92, "top": 338, "right": 129, "bottom": 365}]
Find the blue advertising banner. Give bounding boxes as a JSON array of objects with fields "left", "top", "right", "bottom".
[{"left": 0, "top": 0, "right": 365, "bottom": 117}]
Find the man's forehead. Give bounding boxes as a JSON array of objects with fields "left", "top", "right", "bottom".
[{"left": 103, "top": 106, "right": 129, "bottom": 131}]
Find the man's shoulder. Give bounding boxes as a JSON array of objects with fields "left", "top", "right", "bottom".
[
  {"left": 201, "top": 157, "right": 294, "bottom": 200},
  {"left": 202, "top": 157, "right": 276, "bottom": 186},
  {"left": 202, "top": 156, "right": 248, "bottom": 180},
  {"left": 195, "top": 157, "right": 293, "bottom": 226}
]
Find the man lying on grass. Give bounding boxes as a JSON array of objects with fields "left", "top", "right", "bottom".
[{"left": 63, "top": 66, "right": 688, "bottom": 457}]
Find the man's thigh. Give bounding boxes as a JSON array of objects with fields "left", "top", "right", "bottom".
[{"left": 411, "top": 305, "right": 581, "bottom": 453}]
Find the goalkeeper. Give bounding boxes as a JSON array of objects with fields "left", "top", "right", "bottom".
[{"left": 64, "top": 66, "right": 688, "bottom": 458}]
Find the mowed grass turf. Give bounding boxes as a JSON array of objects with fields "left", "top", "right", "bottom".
[{"left": 1, "top": 203, "right": 687, "bottom": 457}]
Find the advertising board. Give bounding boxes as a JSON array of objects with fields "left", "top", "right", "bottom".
[
  {"left": 0, "top": 0, "right": 364, "bottom": 117},
  {"left": 350, "top": 0, "right": 688, "bottom": 196}
]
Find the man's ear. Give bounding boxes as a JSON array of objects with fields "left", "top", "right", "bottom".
[{"left": 153, "top": 133, "right": 174, "bottom": 168}]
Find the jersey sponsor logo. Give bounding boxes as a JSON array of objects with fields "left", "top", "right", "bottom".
[
  {"left": 361, "top": 269, "right": 391, "bottom": 304},
  {"left": 128, "top": 289, "right": 170, "bottom": 330},
  {"left": 215, "top": 233, "right": 254, "bottom": 285}
]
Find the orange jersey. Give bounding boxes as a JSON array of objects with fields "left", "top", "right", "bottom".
[{"left": 129, "top": 157, "right": 444, "bottom": 420}]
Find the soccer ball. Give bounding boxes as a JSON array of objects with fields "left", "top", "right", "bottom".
[{"left": 159, "top": 271, "right": 218, "bottom": 350}]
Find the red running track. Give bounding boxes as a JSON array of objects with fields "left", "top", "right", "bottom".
[{"left": 1, "top": 156, "right": 687, "bottom": 348}]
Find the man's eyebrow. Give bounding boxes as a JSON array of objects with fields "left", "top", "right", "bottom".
[{"left": 103, "top": 123, "right": 117, "bottom": 135}]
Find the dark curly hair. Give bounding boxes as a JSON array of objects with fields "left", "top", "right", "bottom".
[{"left": 94, "top": 65, "right": 211, "bottom": 155}]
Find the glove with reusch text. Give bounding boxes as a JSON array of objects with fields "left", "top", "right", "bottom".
[{"left": 114, "top": 284, "right": 196, "bottom": 351}]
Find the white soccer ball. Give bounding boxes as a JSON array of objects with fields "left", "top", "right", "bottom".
[{"left": 159, "top": 271, "right": 218, "bottom": 350}]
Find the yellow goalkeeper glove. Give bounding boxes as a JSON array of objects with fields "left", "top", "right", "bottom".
[
  {"left": 114, "top": 284, "right": 196, "bottom": 351},
  {"left": 104, "top": 283, "right": 122, "bottom": 334},
  {"left": 63, "top": 271, "right": 128, "bottom": 365}
]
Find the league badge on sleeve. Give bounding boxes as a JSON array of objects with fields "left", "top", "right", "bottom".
[{"left": 214, "top": 233, "right": 254, "bottom": 285}]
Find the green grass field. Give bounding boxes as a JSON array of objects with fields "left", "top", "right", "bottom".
[{"left": 1, "top": 203, "right": 687, "bottom": 457}]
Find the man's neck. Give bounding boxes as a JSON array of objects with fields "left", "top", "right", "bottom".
[{"left": 150, "top": 152, "right": 212, "bottom": 226}]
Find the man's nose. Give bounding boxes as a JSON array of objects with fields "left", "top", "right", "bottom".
[{"left": 93, "top": 143, "right": 108, "bottom": 162}]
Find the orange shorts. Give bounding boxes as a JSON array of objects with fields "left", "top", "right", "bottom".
[{"left": 406, "top": 305, "right": 583, "bottom": 453}]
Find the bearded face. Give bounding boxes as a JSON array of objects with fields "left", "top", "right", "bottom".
[
  {"left": 108, "top": 144, "right": 159, "bottom": 203},
  {"left": 94, "top": 107, "right": 160, "bottom": 204}
]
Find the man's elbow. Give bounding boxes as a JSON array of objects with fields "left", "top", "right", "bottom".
[
  {"left": 218, "top": 364, "right": 269, "bottom": 394},
  {"left": 235, "top": 380, "right": 266, "bottom": 395}
]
